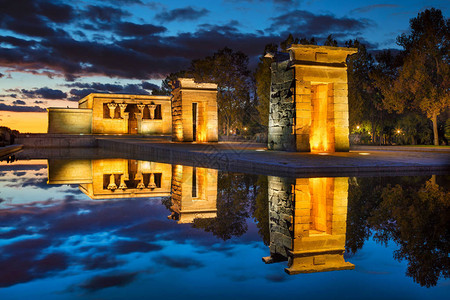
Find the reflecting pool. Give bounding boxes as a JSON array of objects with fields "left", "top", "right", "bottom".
[{"left": 0, "top": 159, "right": 449, "bottom": 300}]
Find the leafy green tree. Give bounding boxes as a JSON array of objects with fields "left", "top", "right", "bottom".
[{"left": 375, "top": 8, "right": 449, "bottom": 145}]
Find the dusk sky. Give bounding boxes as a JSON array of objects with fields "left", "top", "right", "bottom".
[{"left": 0, "top": 0, "right": 448, "bottom": 133}]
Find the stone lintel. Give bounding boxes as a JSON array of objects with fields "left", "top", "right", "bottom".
[{"left": 288, "top": 44, "right": 357, "bottom": 65}]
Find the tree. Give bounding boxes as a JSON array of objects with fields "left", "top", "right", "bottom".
[
  {"left": 375, "top": 9, "right": 449, "bottom": 145},
  {"left": 346, "top": 39, "right": 386, "bottom": 143},
  {"left": 188, "top": 47, "right": 252, "bottom": 135},
  {"left": 324, "top": 34, "right": 338, "bottom": 47},
  {"left": 255, "top": 43, "right": 277, "bottom": 129}
]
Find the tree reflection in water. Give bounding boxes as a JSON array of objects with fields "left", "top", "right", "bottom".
[
  {"left": 162, "top": 170, "right": 448, "bottom": 287},
  {"left": 369, "top": 177, "right": 450, "bottom": 287},
  {"left": 192, "top": 172, "right": 258, "bottom": 240},
  {"left": 346, "top": 175, "right": 449, "bottom": 287}
]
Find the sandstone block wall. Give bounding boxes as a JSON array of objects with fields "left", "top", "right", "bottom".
[
  {"left": 268, "top": 61, "right": 296, "bottom": 151},
  {"left": 267, "top": 45, "right": 356, "bottom": 152},
  {"left": 47, "top": 108, "right": 92, "bottom": 134},
  {"left": 171, "top": 78, "right": 218, "bottom": 142},
  {"left": 265, "top": 176, "right": 354, "bottom": 274},
  {"left": 170, "top": 165, "right": 217, "bottom": 223}
]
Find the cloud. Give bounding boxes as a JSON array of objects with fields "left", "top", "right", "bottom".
[
  {"left": 0, "top": 0, "right": 73, "bottom": 37},
  {"left": 0, "top": 103, "right": 46, "bottom": 112},
  {"left": 65, "top": 82, "right": 161, "bottom": 101},
  {"left": 141, "top": 81, "right": 160, "bottom": 90},
  {"left": 97, "top": 0, "right": 144, "bottom": 5},
  {"left": 226, "top": 0, "right": 301, "bottom": 5},
  {"left": 0, "top": 36, "right": 38, "bottom": 48},
  {"left": 80, "top": 272, "right": 138, "bottom": 292},
  {"left": 154, "top": 255, "right": 204, "bottom": 270},
  {"left": 114, "top": 22, "right": 167, "bottom": 36},
  {"left": 113, "top": 240, "right": 163, "bottom": 254},
  {"left": 18, "top": 87, "right": 67, "bottom": 100},
  {"left": 83, "top": 5, "right": 130, "bottom": 23},
  {"left": 12, "top": 100, "right": 26, "bottom": 105},
  {"left": 81, "top": 254, "right": 123, "bottom": 271},
  {"left": 268, "top": 10, "right": 373, "bottom": 38},
  {"left": 350, "top": 4, "right": 399, "bottom": 14},
  {"left": 155, "top": 6, "right": 209, "bottom": 22}
]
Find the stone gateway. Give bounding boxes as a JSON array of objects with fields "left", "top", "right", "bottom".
[{"left": 268, "top": 44, "right": 357, "bottom": 152}]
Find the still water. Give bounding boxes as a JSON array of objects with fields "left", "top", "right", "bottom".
[{"left": 0, "top": 158, "right": 448, "bottom": 300}]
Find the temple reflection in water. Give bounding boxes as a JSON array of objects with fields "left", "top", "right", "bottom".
[
  {"left": 47, "top": 159, "right": 217, "bottom": 223},
  {"left": 47, "top": 159, "right": 354, "bottom": 274},
  {"left": 263, "top": 176, "right": 354, "bottom": 274}
]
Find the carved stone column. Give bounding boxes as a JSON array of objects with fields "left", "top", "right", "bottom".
[
  {"left": 148, "top": 173, "right": 157, "bottom": 189},
  {"left": 118, "top": 174, "right": 127, "bottom": 190},
  {"left": 148, "top": 104, "right": 157, "bottom": 119},
  {"left": 137, "top": 104, "right": 145, "bottom": 114},
  {"left": 118, "top": 103, "right": 128, "bottom": 119},
  {"left": 135, "top": 111, "right": 143, "bottom": 134},
  {"left": 107, "top": 103, "right": 117, "bottom": 119},
  {"left": 107, "top": 174, "right": 117, "bottom": 190},
  {"left": 135, "top": 171, "right": 145, "bottom": 189}
]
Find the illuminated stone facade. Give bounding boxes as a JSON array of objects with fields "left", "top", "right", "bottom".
[
  {"left": 168, "top": 165, "right": 218, "bottom": 223},
  {"left": 48, "top": 159, "right": 172, "bottom": 199},
  {"left": 171, "top": 78, "right": 218, "bottom": 142},
  {"left": 47, "top": 159, "right": 218, "bottom": 223},
  {"left": 263, "top": 176, "right": 354, "bottom": 274},
  {"left": 48, "top": 93, "right": 172, "bottom": 135},
  {"left": 268, "top": 45, "right": 357, "bottom": 152}
]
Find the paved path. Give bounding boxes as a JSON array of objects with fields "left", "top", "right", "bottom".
[{"left": 96, "top": 138, "right": 450, "bottom": 177}]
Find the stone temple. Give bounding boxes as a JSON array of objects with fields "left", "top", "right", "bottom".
[
  {"left": 47, "top": 78, "right": 218, "bottom": 143},
  {"left": 268, "top": 44, "right": 357, "bottom": 152}
]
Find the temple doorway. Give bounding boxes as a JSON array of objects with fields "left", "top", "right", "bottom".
[
  {"left": 126, "top": 105, "right": 138, "bottom": 134},
  {"left": 192, "top": 103, "right": 198, "bottom": 141}
]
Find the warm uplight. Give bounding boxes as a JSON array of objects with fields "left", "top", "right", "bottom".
[
  {"left": 255, "top": 149, "right": 265, "bottom": 152},
  {"left": 243, "top": 127, "right": 247, "bottom": 131},
  {"left": 397, "top": 130, "right": 401, "bottom": 134},
  {"left": 318, "top": 152, "right": 329, "bottom": 155},
  {"left": 310, "top": 84, "right": 331, "bottom": 152},
  {"left": 230, "top": 129, "right": 233, "bottom": 133},
  {"left": 358, "top": 152, "right": 370, "bottom": 156},
  {"left": 356, "top": 125, "right": 360, "bottom": 130}
]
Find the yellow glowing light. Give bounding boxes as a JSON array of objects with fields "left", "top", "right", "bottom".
[
  {"left": 255, "top": 149, "right": 265, "bottom": 152},
  {"left": 310, "top": 85, "right": 330, "bottom": 152},
  {"left": 318, "top": 152, "right": 329, "bottom": 155},
  {"left": 397, "top": 130, "right": 401, "bottom": 134},
  {"left": 230, "top": 129, "right": 233, "bottom": 133},
  {"left": 244, "top": 127, "right": 247, "bottom": 131},
  {"left": 358, "top": 152, "right": 370, "bottom": 156}
]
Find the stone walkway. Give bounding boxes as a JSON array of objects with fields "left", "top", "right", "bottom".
[{"left": 96, "top": 138, "right": 450, "bottom": 177}]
